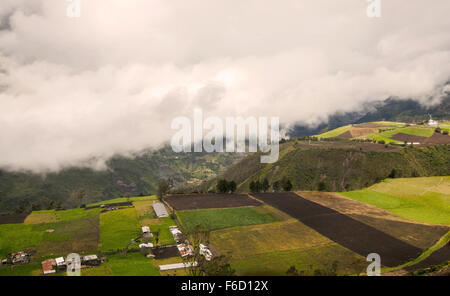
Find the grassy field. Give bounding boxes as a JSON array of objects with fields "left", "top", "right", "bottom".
[
  {"left": 369, "top": 126, "right": 435, "bottom": 143},
  {"left": 87, "top": 195, "right": 157, "bottom": 207},
  {"left": 210, "top": 219, "right": 331, "bottom": 260},
  {"left": 99, "top": 208, "right": 141, "bottom": 252},
  {"left": 317, "top": 125, "right": 351, "bottom": 138},
  {"left": 0, "top": 215, "right": 100, "bottom": 259},
  {"left": 81, "top": 252, "right": 160, "bottom": 276},
  {"left": 177, "top": 206, "right": 281, "bottom": 233},
  {"left": 231, "top": 243, "right": 366, "bottom": 276},
  {"left": 0, "top": 263, "right": 43, "bottom": 276},
  {"left": 341, "top": 177, "right": 450, "bottom": 225},
  {"left": 25, "top": 208, "right": 100, "bottom": 224}
]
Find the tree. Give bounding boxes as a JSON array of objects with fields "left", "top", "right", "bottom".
[
  {"left": 272, "top": 181, "right": 280, "bottom": 192},
  {"left": 157, "top": 179, "right": 170, "bottom": 199},
  {"left": 71, "top": 189, "right": 87, "bottom": 206},
  {"left": 318, "top": 181, "right": 326, "bottom": 191},
  {"left": 262, "top": 178, "right": 270, "bottom": 192},
  {"left": 249, "top": 181, "right": 256, "bottom": 193},
  {"left": 228, "top": 181, "right": 237, "bottom": 193},
  {"left": 281, "top": 177, "right": 292, "bottom": 191},
  {"left": 216, "top": 179, "right": 229, "bottom": 193},
  {"left": 254, "top": 180, "right": 261, "bottom": 193}
]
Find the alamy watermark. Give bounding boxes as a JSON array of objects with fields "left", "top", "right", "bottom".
[
  {"left": 171, "top": 109, "right": 280, "bottom": 163},
  {"left": 366, "top": 253, "right": 381, "bottom": 276},
  {"left": 66, "top": 0, "right": 81, "bottom": 18},
  {"left": 366, "top": 0, "right": 381, "bottom": 18}
]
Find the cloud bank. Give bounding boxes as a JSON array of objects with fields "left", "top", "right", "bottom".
[{"left": 1, "top": 0, "right": 450, "bottom": 172}]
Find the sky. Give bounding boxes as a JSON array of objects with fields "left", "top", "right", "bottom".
[{"left": 0, "top": 0, "right": 450, "bottom": 173}]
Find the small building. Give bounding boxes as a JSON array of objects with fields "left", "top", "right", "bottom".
[
  {"left": 41, "top": 259, "right": 56, "bottom": 275},
  {"left": 177, "top": 243, "right": 194, "bottom": 258},
  {"left": 55, "top": 257, "right": 66, "bottom": 271},
  {"left": 169, "top": 226, "right": 183, "bottom": 243},
  {"left": 82, "top": 255, "right": 101, "bottom": 266},
  {"left": 428, "top": 115, "right": 438, "bottom": 127},
  {"left": 142, "top": 226, "right": 150, "bottom": 233},
  {"left": 199, "top": 244, "right": 213, "bottom": 261},
  {"left": 158, "top": 262, "right": 198, "bottom": 271},
  {"left": 9, "top": 251, "right": 31, "bottom": 265},
  {"left": 139, "top": 243, "right": 154, "bottom": 248},
  {"left": 152, "top": 202, "right": 169, "bottom": 218}
]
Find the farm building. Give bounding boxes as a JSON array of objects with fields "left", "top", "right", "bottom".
[
  {"left": 139, "top": 243, "right": 154, "bottom": 248},
  {"left": 6, "top": 251, "right": 31, "bottom": 265},
  {"left": 177, "top": 243, "right": 194, "bottom": 258},
  {"left": 158, "top": 261, "right": 198, "bottom": 271},
  {"left": 152, "top": 201, "right": 169, "bottom": 217},
  {"left": 41, "top": 259, "right": 56, "bottom": 275},
  {"left": 199, "top": 244, "right": 213, "bottom": 261},
  {"left": 55, "top": 257, "right": 66, "bottom": 271},
  {"left": 169, "top": 226, "right": 183, "bottom": 243},
  {"left": 142, "top": 226, "right": 150, "bottom": 233},
  {"left": 82, "top": 255, "right": 101, "bottom": 266}
]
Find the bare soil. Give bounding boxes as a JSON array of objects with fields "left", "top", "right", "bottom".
[
  {"left": 0, "top": 213, "right": 29, "bottom": 224},
  {"left": 251, "top": 192, "right": 423, "bottom": 267},
  {"left": 164, "top": 194, "right": 261, "bottom": 210}
]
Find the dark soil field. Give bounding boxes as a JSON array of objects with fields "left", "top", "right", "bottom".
[
  {"left": 164, "top": 194, "right": 261, "bottom": 210},
  {"left": 422, "top": 133, "right": 450, "bottom": 145},
  {"left": 84, "top": 201, "right": 133, "bottom": 210},
  {"left": 0, "top": 213, "right": 29, "bottom": 224},
  {"left": 251, "top": 192, "right": 422, "bottom": 267},
  {"left": 405, "top": 242, "right": 450, "bottom": 272},
  {"left": 293, "top": 140, "right": 400, "bottom": 152},
  {"left": 152, "top": 245, "right": 180, "bottom": 259},
  {"left": 391, "top": 133, "right": 427, "bottom": 143}
]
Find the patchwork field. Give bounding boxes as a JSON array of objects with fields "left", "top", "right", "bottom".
[
  {"left": 164, "top": 193, "right": 261, "bottom": 210},
  {"left": 99, "top": 208, "right": 141, "bottom": 252},
  {"left": 251, "top": 192, "right": 423, "bottom": 267},
  {"left": 298, "top": 191, "right": 449, "bottom": 249},
  {"left": 316, "top": 121, "right": 450, "bottom": 146},
  {"left": 341, "top": 177, "right": 450, "bottom": 225},
  {"left": 176, "top": 206, "right": 281, "bottom": 233}
]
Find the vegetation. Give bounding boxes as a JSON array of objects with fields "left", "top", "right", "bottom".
[
  {"left": 216, "top": 179, "right": 237, "bottom": 193},
  {"left": 177, "top": 207, "right": 281, "bottom": 233},
  {"left": 99, "top": 208, "right": 140, "bottom": 252},
  {"left": 341, "top": 177, "right": 450, "bottom": 225}
]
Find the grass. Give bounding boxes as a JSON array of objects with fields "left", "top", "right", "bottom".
[
  {"left": 133, "top": 200, "right": 155, "bottom": 217},
  {"left": 99, "top": 208, "right": 141, "bottom": 252},
  {"left": 0, "top": 263, "right": 42, "bottom": 276},
  {"left": 341, "top": 177, "right": 450, "bottom": 225},
  {"left": 369, "top": 126, "right": 434, "bottom": 143},
  {"left": 81, "top": 252, "right": 160, "bottom": 276},
  {"left": 146, "top": 217, "right": 176, "bottom": 246},
  {"left": 317, "top": 125, "right": 351, "bottom": 138},
  {"left": 210, "top": 219, "right": 331, "bottom": 260},
  {"left": 177, "top": 206, "right": 281, "bottom": 233},
  {"left": 24, "top": 208, "right": 100, "bottom": 224},
  {"left": 0, "top": 215, "right": 100, "bottom": 259},
  {"left": 231, "top": 243, "right": 366, "bottom": 276},
  {"left": 381, "top": 231, "right": 450, "bottom": 274},
  {"left": 87, "top": 195, "right": 157, "bottom": 207}
]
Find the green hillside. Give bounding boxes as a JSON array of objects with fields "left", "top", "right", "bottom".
[
  {"left": 207, "top": 140, "right": 450, "bottom": 193},
  {"left": 0, "top": 146, "right": 244, "bottom": 214}
]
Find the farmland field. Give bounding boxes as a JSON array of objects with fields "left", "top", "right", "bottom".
[
  {"left": 164, "top": 193, "right": 261, "bottom": 210},
  {"left": 87, "top": 195, "right": 157, "bottom": 207},
  {"left": 341, "top": 177, "right": 450, "bottom": 225},
  {"left": 252, "top": 192, "right": 422, "bottom": 266},
  {"left": 231, "top": 243, "right": 366, "bottom": 276},
  {"left": 210, "top": 219, "right": 331, "bottom": 260},
  {"left": 99, "top": 208, "right": 140, "bottom": 251},
  {"left": 177, "top": 206, "right": 280, "bottom": 233},
  {"left": 81, "top": 252, "right": 160, "bottom": 276},
  {"left": 298, "top": 191, "right": 449, "bottom": 249}
]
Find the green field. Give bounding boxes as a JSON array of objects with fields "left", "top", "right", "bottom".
[
  {"left": 87, "top": 195, "right": 157, "bottom": 207},
  {"left": 99, "top": 208, "right": 141, "bottom": 251},
  {"left": 210, "top": 219, "right": 331, "bottom": 260},
  {"left": 231, "top": 243, "right": 366, "bottom": 276},
  {"left": 341, "top": 177, "right": 450, "bottom": 225},
  {"left": 317, "top": 125, "right": 351, "bottom": 139},
  {"left": 177, "top": 206, "right": 280, "bottom": 233},
  {"left": 369, "top": 126, "right": 435, "bottom": 143},
  {"left": 81, "top": 252, "right": 160, "bottom": 276}
]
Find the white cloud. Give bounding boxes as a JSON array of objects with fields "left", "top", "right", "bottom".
[{"left": 1, "top": 0, "right": 450, "bottom": 172}]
